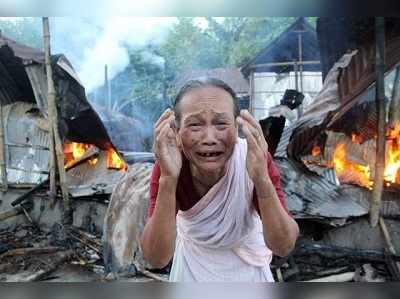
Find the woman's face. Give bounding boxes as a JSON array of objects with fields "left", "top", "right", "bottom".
[{"left": 176, "top": 86, "right": 238, "bottom": 177}]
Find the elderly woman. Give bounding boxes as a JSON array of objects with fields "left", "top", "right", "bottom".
[{"left": 140, "top": 78, "right": 299, "bottom": 282}]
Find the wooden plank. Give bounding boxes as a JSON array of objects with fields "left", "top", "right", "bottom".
[
  {"left": 0, "top": 100, "right": 7, "bottom": 191},
  {"left": 370, "top": 17, "right": 386, "bottom": 227}
]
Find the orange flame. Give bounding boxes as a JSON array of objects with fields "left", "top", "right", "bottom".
[
  {"left": 311, "top": 145, "right": 321, "bottom": 157},
  {"left": 332, "top": 143, "right": 372, "bottom": 189},
  {"left": 64, "top": 142, "right": 127, "bottom": 171},
  {"left": 384, "top": 123, "right": 400, "bottom": 183},
  {"left": 351, "top": 133, "right": 363, "bottom": 144},
  {"left": 329, "top": 124, "right": 400, "bottom": 188},
  {"left": 64, "top": 142, "right": 97, "bottom": 168},
  {"left": 107, "top": 149, "right": 128, "bottom": 171}
]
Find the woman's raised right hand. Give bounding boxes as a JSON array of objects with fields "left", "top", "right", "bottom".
[{"left": 153, "top": 109, "right": 182, "bottom": 179}]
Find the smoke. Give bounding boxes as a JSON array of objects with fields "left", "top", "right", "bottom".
[
  {"left": 141, "top": 51, "right": 166, "bottom": 69},
  {"left": 51, "top": 17, "right": 176, "bottom": 92}
]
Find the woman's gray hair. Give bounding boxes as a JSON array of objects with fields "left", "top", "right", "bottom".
[{"left": 173, "top": 77, "right": 240, "bottom": 125}]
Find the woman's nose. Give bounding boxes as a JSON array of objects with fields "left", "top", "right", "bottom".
[{"left": 202, "top": 126, "right": 217, "bottom": 145}]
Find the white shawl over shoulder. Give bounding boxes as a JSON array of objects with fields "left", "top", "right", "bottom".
[{"left": 169, "top": 138, "right": 274, "bottom": 282}]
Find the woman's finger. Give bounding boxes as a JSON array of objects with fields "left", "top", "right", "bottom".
[
  {"left": 237, "top": 116, "right": 262, "bottom": 144},
  {"left": 240, "top": 110, "right": 263, "bottom": 134},
  {"left": 154, "top": 108, "right": 173, "bottom": 130},
  {"left": 154, "top": 114, "right": 175, "bottom": 136},
  {"left": 237, "top": 117, "right": 258, "bottom": 148}
]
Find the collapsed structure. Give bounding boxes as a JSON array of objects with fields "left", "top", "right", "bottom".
[
  {"left": 0, "top": 31, "right": 155, "bottom": 281},
  {"left": 1, "top": 17, "right": 400, "bottom": 282}
]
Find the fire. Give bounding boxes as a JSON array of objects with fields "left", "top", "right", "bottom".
[
  {"left": 64, "top": 142, "right": 127, "bottom": 171},
  {"left": 328, "top": 123, "right": 400, "bottom": 188},
  {"left": 64, "top": 142, "right": 97, "bottom": 168},
  {"left": 71, "top": 142, "right": 92, "bottom": 160},
  {"left": 384, "top": 123, "right": 400, "bottom": 183},
  {"left": 311, "top": 145, "right": 321, "bottom": 157},
  {"left": 332, "top": 143, "right": 372, "bottom": 188},
  {"left": 107, "top": 149, "right": 128, "bottom": 171},
  {"left": 351, "top": 133, "right": 363, "bottom": 144}
]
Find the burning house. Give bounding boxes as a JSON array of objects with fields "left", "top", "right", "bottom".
[
  {"left": 2, "top": 17, "right": 400, "bottom": 282},
  {"left": 269, "top": 18, "right": 400, "bottom": 281},
  {"left": 0, "top": 33, "right": 129, "bottom": 193},
  {"left": 0, "top": 30, "right": 157, "bottom": 281}
]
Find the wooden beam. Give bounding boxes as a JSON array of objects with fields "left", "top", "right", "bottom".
[
  {"left": 42, "top": 18, "right": 56, "bottom": 199},
  {"left": 302, "top": 272, "right": 355, "bottom": 282},
  {"left": 0, "top": 101, "right": 7, "bottom": 191},
  {"left": 370, "top": 17, "right": 386, "bottom": 227},
  {"left": 248, "top": 60, "right": 320, "bottom": 70},
  {"left": 42, "top": 17, "right": 70, "bottom": 205}
]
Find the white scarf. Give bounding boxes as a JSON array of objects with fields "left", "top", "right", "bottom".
[{"left": 169, "top": 138, "right": 274, "bottom": 282}]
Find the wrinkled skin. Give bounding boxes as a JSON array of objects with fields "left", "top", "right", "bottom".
[{"left": 175, "top": 86, "right": 238, "bottom": 191}]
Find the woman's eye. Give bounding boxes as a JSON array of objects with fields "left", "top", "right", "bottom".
[
  {"left": 216, "top": 123, "right": 228, "bottom": 130},
  {"left": 189, "top": 123, "right": 201, "bottom": 127}
]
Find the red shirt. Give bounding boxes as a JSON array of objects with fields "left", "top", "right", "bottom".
[{"left": 148, "top": 152, "right": 289, "bottom": 218}]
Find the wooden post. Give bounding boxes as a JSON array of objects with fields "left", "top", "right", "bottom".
[
  {"left": 370, "top": 17, "right": 386, "bottom": 227},
  {"left": 42, "top": 17, "right": 69, "bottom": 203},
  {"left": 297, "top": 31, "right": 304, "bottom": 117},
  {"left": 0, "top": 102, "right": 7, "bottom": 191},
  {"left": 105, "top": 65, "right": 111, "bottom": 110},
  {"left": 42, "top": 19, "right": 56, "bottom": 199}
]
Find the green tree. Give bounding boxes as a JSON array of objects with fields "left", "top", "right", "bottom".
[{"left": 0, "top": 17, "right": 42, "bottom": 49}]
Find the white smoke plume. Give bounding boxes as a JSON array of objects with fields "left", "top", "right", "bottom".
[{"left": 51, "top": 17, "right": 176, "bottom": 92}]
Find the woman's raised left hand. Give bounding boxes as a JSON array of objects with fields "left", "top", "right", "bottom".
[{"left": 236, "top": 110, "right": 270, "bottom": 184}]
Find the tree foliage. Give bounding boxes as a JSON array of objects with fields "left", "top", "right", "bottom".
[
  {"left": 0, "top": 17, "right": 42, "bottom": 49},
  {"left": 0, "top": 17, "right": 314, "bottom": 123}
]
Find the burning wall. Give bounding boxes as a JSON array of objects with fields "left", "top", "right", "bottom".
[{"left": 0, "top": 34, "right": 130, "bottom": 196}]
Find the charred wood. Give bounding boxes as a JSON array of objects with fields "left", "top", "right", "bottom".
[
  {"left": 0, "top": 246, "right": 62, "bottom": 261},
  {"left": 379, "top": 217, "right": 400, "bottom": 279},
  {"left": 12, "top": 250, "right": 73, "bottom": 282},
  {"left": 370, "top": 17, "right": 386, "bottom": 227},
  {"left": 0, "top": 206, "right": 23, "bottom": 221},
  {"left": 294, "top": 241, "right": 400, "bottom": 263},
  {"left": 302, "top": 272, "right": 355, "bottom": 282},
  {"left": 0, "top": 101, "right": 7, "bottom": 191}
]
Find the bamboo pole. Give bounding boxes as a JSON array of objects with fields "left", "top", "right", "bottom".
[
  {"left": 370, "top": 17, "right": 386, "bottom": 227},
  {"left": 42, "top": 18, "right": 69, "bottom": 203},
  {"left": 297, "top": 31, "right": 304, "bottom": 117},
  {"left": 0, "top": 101, "right": 7, "bottom": 191},
  {"left": 42, "top": 20, "right": 56, "bottom": 199},
  {"left": 105, "top": 65, "right": 111, "bottom": 110}
]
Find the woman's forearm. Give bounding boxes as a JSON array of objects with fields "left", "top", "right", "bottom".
[
  {"left": 140, "top": 176, "right": 178, "bottom": 268},
  {"left": 254, "top": 177, "right": 299, "bottom": 257}
]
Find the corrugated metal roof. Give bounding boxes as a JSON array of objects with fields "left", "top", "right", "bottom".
[
  {"left": 276, "top": 157, "right": 369, "bottom": 224},
  {"left": 0, "top": 34, "right": 44, "bottom": 64},
  {"left": 275, "top": 51, "right": 357, "bottom": 162},
  {"left": 317, "top": 18, "right": 400, "bottom": 106},
  {"left": 0, "top": 35, "right": 39, "bottom": 105}
]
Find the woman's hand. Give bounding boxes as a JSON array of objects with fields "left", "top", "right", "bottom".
[
  {"left": 153, "top": 109, "right": 182, "bottom": 179},
  {"left": 236, "top": 110, "right": 269, "bottom": 184}
]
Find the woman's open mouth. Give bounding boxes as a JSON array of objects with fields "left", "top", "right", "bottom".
[{"left": 197, "top": 151, "right": 224, "bottom": 158}]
